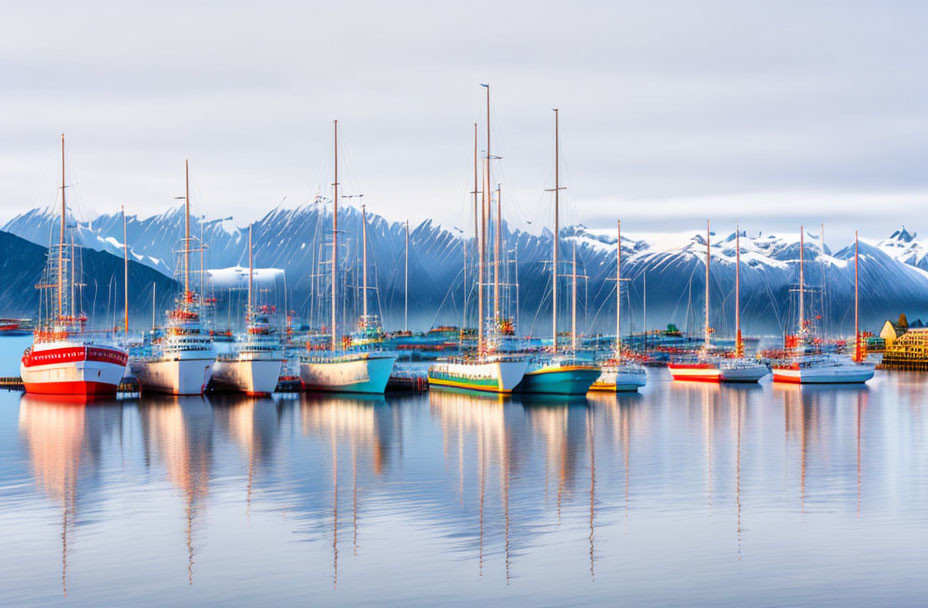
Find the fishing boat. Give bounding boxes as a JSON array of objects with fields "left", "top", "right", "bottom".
[
  {"left": 0, "top": 319, "right": 33, "bottom": 336},
  {"left": 516, "top": 108, "right": 599, "bottom": 395},
  {"left": 211, "top": 225, "right": 284, "bottom": 396},
  {"left": 771, "top": 228, "right": 874, "bottom": 384},
  {"left": 130, "top": 161, "right": 216, "bottom": 395},
  {"left": 428, "top": 85, "right": 528, "bottom": 393},
  {"left": 590, "top": 220, "right": 647, "bottom": 392},
  {"left": 668, "top": 221, "right": 768, "bottom": 383},
  {"left": 299, "top": 121, "right": 396, "bottom": 394},
  {"left": 20, "top": 135, "right": 129, "bottom": 396}
]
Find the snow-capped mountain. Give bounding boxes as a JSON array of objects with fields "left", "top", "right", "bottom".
[{"left": 5, "top": 204, "right": 928, "bottom": 336}]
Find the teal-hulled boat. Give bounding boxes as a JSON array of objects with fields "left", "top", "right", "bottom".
[{"left": 515, "top": 358, "right": 601, "bottom": 395}]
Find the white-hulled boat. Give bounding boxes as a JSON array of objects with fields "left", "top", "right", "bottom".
[
  {"left": 21, "top": 135, "right": 128, "bottom": 396},
  {"left": 668, "top": 221, "right": 767, "bottom": 383},
  {"left": 771, "top": 354, "right": 874, "bottom": 384},
  {"left": 771, "top": 228, "right": 874, "bottom": 384},
  {"left": 210, "top": 226, "right": 284, "bottom": 396},
  {"left": 131, "top": 160, "right": 216, "bottom": 395},
  {"left": 299, "top": 122, "right": 396, "bottom": 394},
  {"left": 590, "top": 220, "right": 647, "bottom": 393},
  {"left": 429, "top": 354, "right": 529, "bottom": 393}
]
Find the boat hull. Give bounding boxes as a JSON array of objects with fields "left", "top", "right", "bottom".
[
  {"left": 590, "top": 366, "right": 647, "bottom": 392},
  {"left": 772, "top": 363, "right": 875, "bottom": 384},
  {"left": 516, "top": 365, "right": 600, "bottom": 395},
  {"left": 719, "top": 364, "right": 769, "bottom": 383},
  {"left": 132, "top": 357, "right": 216, "bottom": 395},
  {"left": 428, "top": 359, "right": 529, "bottom": 393},
  {"left": 300, "top": 354, "right": 396, "bottom": 394},
  {"left": 21, "top": 345, "right": 128, "bottom": 396},
  {"left": 211, "top": 358, "right": 283, "bottom": 396},
  {"left": 668, "top": 363, "right": 722, "bottom": 382}
]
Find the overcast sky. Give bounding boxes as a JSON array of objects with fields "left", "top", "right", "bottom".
[{"left": 3, "top": 0, "right": 928, "bottom": 245}]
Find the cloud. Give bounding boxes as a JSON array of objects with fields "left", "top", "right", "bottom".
[{"left": 2, "top": 0, "right": 928, "bottom": 242}]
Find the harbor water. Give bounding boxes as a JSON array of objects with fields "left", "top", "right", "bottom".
[{"left": 1, "top": 337, "right": 927, "bottom": 605}]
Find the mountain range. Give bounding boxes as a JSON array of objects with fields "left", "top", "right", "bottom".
[
  {"left": 4, "top": 205, "right": 927, "bottom": 336},
  {"left": 0, "top": 230, "right": 177, "bottom": 328}
]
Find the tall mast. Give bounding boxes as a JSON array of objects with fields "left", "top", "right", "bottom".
[
  {"left": 494, "top": 183, "right": 501, "bottom": 324},
  {"left": 247, "top": 224, "right": 253, "bottom": 320},
  {"left": 478, "top": 85, "right": 490, "bottom": 355},
  {"left": 616, "top": 220, "right": 622, "bottom": 361},
  {"left": 643, "top": 270, "right": 647, "bottom": 350},
  {"left": 820, "top": 223, "right": 826, "bottom": 337},
  {"left": 472, "top": 123, "right": 478, "bottom": 338},
  {"left": 514, "top": 244, "right": 520, "bottom": 332},
  {"left": 184, "top": 160, "right": 190, "bottom": 301},
  {"left": 58, "top": 134, "right": 66, "bottom": 320},
  {"left": 484, "top": 84, "right": 491, "bottom": 348},
  {"left": 70, "top": 235, "right": 75, "bottom": 321},
  {"left": 152, "top": 283, "right": 156, "bottom": 331},
  {"left": 552, "top": 108, "right": 560, "bottom": 353},
  {"left": 854, "top": 231, "right": 860, "bottom": 362},
  {"left": 405, "top": 219, "right": 409, "bottom": 332},
  {"left": 571, "top": 242, "right": 578, "bottom": 351},
  {"left": 199, "top": 219, "right": 205, "bottom": 303},
  {"left": 331, "top": 120, "right": 339, "bottom": 351},
  {"left": 704, "top": 220, "right": 711, "bottom": 350},
  {"left": 799, "top": 226, "right": 805, "bottom": 338},
  {"left": 362, "top": 204, "right": 368, "bottom": 319},
  {"left": 735, "top": 224, "right": 743, "bottom": 358},
  {"left": 123, "top": 205, "right": 129, "bottom": 336}
]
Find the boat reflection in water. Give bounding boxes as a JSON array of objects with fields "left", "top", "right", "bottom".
[
  {"left": 8, "top": 371, "right": 910, "bottom": 605},
  {"left": 210, "top": 393, "right": 281, "bottom": 515},
  {"left": 298, "top": 392, "right": 401, "bottom": 587},
  {"left": 18, "top": 394, "right": 123, "bottom": 596},
  {"left": 427, "top": 388, "right": 601, "bottom": 581},
  {"left": 136, "top": 395, "right": 213, "bottom": 584},
  {"left": 775, "top": 382, "right": 870, "bottom": 512}
]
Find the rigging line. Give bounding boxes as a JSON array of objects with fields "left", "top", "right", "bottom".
[
  {"left": 427, "top": 265, "right": 466, "bottom": 330},
  {"left": 525, "top": 278, "right": 554, "bottom": 338}
]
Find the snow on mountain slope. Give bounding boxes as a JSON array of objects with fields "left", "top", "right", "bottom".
[{"left": 5, "top": 205, "right": 927, "bottom": 334}]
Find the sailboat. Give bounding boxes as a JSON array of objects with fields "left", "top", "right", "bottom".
[
  {"left": 516, "top": 108, "right": 600, "bottom": 395},
  {"left": 771, "top": 227, "right": 875, "bottom": 384},
  {"left": 300, "top": 121, "right": 397, "bottom": 394},
  {"left": 211, "top": 225, "right": 285, "bottom": 396},
  {"left": 590, "top": 220, "right": 647, "bottom": 392},
  {"left": 131, "top": 161, "right": 217, "bottom": 395},
  {"left": 668, "top": 221, "right": 768, "bottom": 383},
  {"left": 428, "top": 84, "right": 528, "bottom": 393},
  {"left": 20, "top": 134, "right": 129, "bottom": 396}
]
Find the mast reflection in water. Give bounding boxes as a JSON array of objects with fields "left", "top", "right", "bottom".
[{"left": 1, "top": 370, "right": 927, "bottom": 606}]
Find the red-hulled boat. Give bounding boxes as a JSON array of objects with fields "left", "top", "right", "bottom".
[{"left": 20, "top": 135, "right": 128, "bottom": 396}]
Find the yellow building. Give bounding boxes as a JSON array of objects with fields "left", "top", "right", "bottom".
[
  {"left": 881, "top": 327, "right": 928, "bottom": 370},
  {"left": 880, "top": 314, "right": 909, "bottom": 348}
]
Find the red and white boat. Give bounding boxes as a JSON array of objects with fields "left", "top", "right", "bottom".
[
  {"left": 21, "top": 135, "right": 128, "bottom": 396},
  {"left": 668, "top": 221, "right": 767, "bottom": 384},
  {"left": 771, "top": 228, "right": 874, "bottom": 385}
]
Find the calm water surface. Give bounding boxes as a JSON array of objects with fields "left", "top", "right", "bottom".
[{"left": 1, "top": 339, "right": 927, "bottom": 606}]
